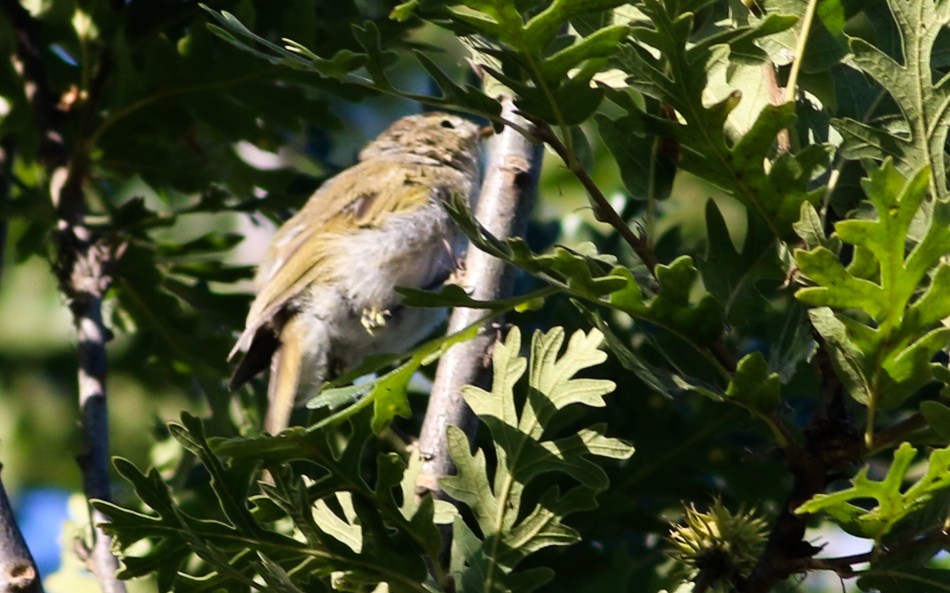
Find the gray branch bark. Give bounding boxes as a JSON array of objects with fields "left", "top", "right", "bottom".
[
  {"left": 0, "top": 466, "right": 43, "bottom": 593},
  {"left": 52, "top": 161, "right": 125, "bottom": 593},
  {"left": 0, "top": 1, "right": 126, "bottom": 590},
  {"left": 415, "top": 99, "right": 543, "bottom": 496},
  {"left": 0, "top": 105, "right": 39, "bottom": 593}
]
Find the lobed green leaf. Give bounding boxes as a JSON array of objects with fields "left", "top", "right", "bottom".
[
  {"left": 442, "top": 327, "right": 633, "bottom": 591},
  {"left": 832, "top": 0, "right": 950, "bottom": 198},
  {"left": 795, "top": 162, "right": 950, "bottom": 412},
  {"left": 797, "top": 441, "right": 950, "bottom": 542}
]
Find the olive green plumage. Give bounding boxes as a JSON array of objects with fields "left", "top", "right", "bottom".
[{"left": 229, "top": 113, "right": 481, "bottom": 434}]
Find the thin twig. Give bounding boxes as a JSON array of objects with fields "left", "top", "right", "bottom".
[
  {"left": 784, "top": 0, "right": 820, "bottom": 105},
  {"left": 53, "top": 171, "right": 126, "bottom": 593},
  {"left": 525, "top": 115, "right": 740, "bottom": 380},
  {"left": 870, "top": 413, "right": 928, "bottom": 451},
  {"left": 55, "top": 120, "right": 128, "bottom": 593},
  {"left": 792, "top": 531, "right": 950, "bottom": 578},
  {"left": 59, "top": 226, "right": 124, "bottom": 593},
  {"left": 526, "top": 117, "right": 660, "bottom": 275}
]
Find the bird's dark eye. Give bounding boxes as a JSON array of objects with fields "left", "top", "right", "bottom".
[{"left": 440, "top": 120, "right": 455, "bottom": 129}]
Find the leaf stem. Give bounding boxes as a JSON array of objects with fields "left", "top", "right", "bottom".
[
  {"left": 760, "top": 412, "right": 791, "bottom": 450},
  {"left": 865, "top": 400, "right": 877, "bottom": 449},
  {"left": 784, "top": 0, "right": 819, "bottom": 104},
  {"left": 870, "top": 412, "right": 927, "bottom": 451},
  {"left": 646, "top": 136, "right": 660, "bottom": 246},
  {"left": 528, "top": 118, "right": 660, "bottom": 275}
]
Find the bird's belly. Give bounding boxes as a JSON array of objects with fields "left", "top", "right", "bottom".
[{"left": 293, "top": 199, "right": 461, "bottom": 396}]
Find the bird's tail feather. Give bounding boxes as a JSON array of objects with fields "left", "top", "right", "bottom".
[{"left": 264, "top": 315, "right": 305, "bottom": 435}]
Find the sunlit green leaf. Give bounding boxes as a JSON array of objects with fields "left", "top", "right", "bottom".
[
  {"left": 795, "top": 162, "right": 950, "bottom": 412},
  {"left": 610, "top": 0, "right": 821, "bottom": 240},
  {"left": 797, "top": 441, "right": 950, "bottom": 541},
  {"left": 443, "top": 327, "right": 633, "bottom": 591}
]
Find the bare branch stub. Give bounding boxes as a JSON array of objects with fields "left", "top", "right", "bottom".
[{"left": 0, "top": 465, "right": 44, "bottom": 593}]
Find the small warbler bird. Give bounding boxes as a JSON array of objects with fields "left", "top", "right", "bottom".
[{"left": 228, "top": 112, "right": 481, "bottom": 434}]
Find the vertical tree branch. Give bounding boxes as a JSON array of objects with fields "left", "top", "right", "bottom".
[
  {"left": 415, "top": 98, "right": 542, "bottom": 498},
  {"left": 51, "top": 116, "right": 127, "bottom": 593},
  {"left": 0, "top": 2, "right": 126, "bottom": 591},
  {"left": 57, "top": 221, "right": 124, "bottom": 593},
  {"left": 0, "top": 465, "right": 44, "bottom": 593}
]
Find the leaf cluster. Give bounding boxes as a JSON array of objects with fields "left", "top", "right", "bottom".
[
  {"left": 796, "top": 161, "right": 950, "bottom": 430},
  {"left": 96, "top": 327, "right": 631, "bottom": 592}
]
